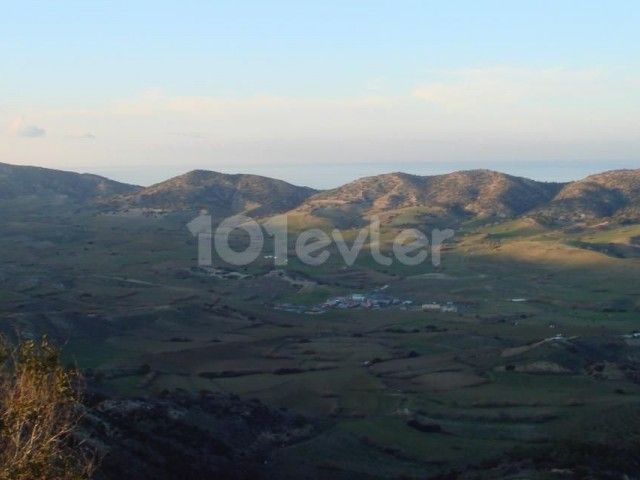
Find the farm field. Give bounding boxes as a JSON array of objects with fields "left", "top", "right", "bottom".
[{"left": 2, "top": 208, "right": 640, "bottom": 478}]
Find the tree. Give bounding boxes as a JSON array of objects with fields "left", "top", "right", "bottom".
[{"left": 0, "top": 337, "right": 95, "bottom": 480}]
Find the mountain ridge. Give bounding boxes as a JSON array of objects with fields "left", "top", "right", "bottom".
[
  {"left": 0, "top": 162, "right": 140, "bottom": 203},
  {"left": 531, "top": 169, "right": 640, "bottom": 224},
  {"left": 108, "top": 169, "right": 319, "bottom": 217},
  {"left": 2, "top": 161, "right": 640, "bottom": 224},
  {"left": 294, "top": 169, "right": 565, "bottom": 221}
]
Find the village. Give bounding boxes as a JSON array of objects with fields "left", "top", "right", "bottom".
[{"left": 273, "top": 291, "right": 461, "bottom": 315}]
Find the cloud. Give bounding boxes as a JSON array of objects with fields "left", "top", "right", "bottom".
[
  {"left": 172, "top": 132, "right": 206, "bottom": 139},
  {"left": 111, "top": 90, "right": 393, "bottom": 116},
  {"left": 412, "top": 67, "right": 618, "bottom": 110},
  {"left": 407, "top": 66, "right": 640, "bottom": 142},
  {"left": 7, "top": 68, "right": 637, "bottom": 171},
  {"left": 365, "top": 79, "right": 386, "bottom": 92},
  {"left": 7, "top": 116, "right": 46, "bottom": 138},
  {"left": 16, "top": 125, "right": 46, "bottom": 138}
]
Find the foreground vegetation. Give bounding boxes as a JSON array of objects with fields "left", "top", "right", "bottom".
[{"left": 0, "top": 337, "right": 94, "bottom": 480}]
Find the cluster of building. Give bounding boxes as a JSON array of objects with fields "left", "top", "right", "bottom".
[
  {"left": 322, "top": 293, "right": 412, "bottom": 310},
  {"left": 273, "top": 285, "right": 460, "bottom": 315},
  {"left": 272, "top": 293, "right": 415, "bottom": 315},
  {"left": 273, "top": 291, "right": 461, "bottom": 315},
  {"left": 421, "top": 301, "right": 459, "bottom": 313}
]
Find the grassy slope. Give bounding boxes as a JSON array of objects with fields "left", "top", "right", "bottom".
[{"left": 4, "top": 209, "right": 640, "bottom": 477}]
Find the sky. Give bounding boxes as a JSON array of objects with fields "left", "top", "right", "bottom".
[{"left": 1, "top": 0, "right": 639, "bottom": 188}]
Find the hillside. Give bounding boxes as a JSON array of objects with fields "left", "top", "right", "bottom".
[
  {"left": 0, "top": 162, "right": 139, "bottom": 204},
  {"left": 295, "top": 169, "right": 563, "bottom": 221},
  {"left": 2, "top": 162, "right": 640, "bottom": 225},
  {"left": 108, "top": 170, "right": 318, "bottom": 217},
  {"left": 531, "top": 169, "right": 640, "bottom": 224},
  {"left": 4, "top": 162, "right": 640, "bottom": 479},
  {"left": 85, "top": 390, "right": 320, "bottom": 480}
]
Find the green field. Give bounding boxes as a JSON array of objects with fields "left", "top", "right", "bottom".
[{"left": 3, "top": 209, "right": 640, "bottom": 478}]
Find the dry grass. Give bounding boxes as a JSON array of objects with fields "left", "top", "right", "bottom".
[{"left": 0, "top": 337, "right": 95, "bottom": 480}]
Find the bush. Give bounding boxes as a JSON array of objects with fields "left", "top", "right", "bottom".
[{"left": 0, "top": 337, "right": 95, "bottom": 480}]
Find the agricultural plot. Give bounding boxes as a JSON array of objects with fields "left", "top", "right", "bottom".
[{"left": 3, "top": 209, "right": 640, "bottom": 478}]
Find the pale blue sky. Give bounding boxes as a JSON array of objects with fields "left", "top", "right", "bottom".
[{"left": 1, "top": 1, "right": 639, "bottom": 187}]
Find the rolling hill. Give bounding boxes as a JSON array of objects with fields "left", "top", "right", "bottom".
[
  {"left": 293, "top": 170, "right": 564, "bottom": 222},
  {"left": 2, "top": 162, "right": 640, "bottom": 226},
  {"left": 0, "top": 162, "right": 139, "bottom": 204},
  {"left": 531, "top": 169, "right": 640, "bottom": 224},
  {"left": 3, "top": 161, "right": 640, "bottom": 479},
  {"left": 107, "top": 169, "right": 318, "bottom": 217}
]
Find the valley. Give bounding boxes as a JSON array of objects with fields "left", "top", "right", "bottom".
[{"left": 2, "top": 163, "right": 640, "bottom": 478}]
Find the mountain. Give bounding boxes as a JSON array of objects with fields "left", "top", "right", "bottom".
[
  {"left": 2, "top": 162, "right": 640, "bottom": 225},
  {"left": 295, "top": 170, "right": 563, "bottom": 220},
  {"left": 0, "top": 162, "right": 139, "bottom": 204},
  {"left": 108, "top": 170, "right": 318, "bottom": 217},
  {"left": 531, "top": 169, "right": 640, "bottom": 224}
]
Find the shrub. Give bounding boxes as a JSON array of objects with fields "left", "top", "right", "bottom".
[{"left": 0, "top": 337, "right": 95, "bottom": 480}]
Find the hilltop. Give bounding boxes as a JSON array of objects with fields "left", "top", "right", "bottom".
[
  {"left": 2, "top": 161, "right": 640, "bottom": 226},
  {"left": 0, "top": 162, "right": 139, "bottom": 205},
  {"left": 531, "top": 169, "right": 640, "bottom": 224},
  {"left": 105, "top": 170, "right": 318, "bottom": 217},
  {"left": 292, "top": 169, "right": 564, "bottom": 225}
]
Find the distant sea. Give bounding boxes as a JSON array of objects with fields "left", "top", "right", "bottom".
[{"left": 98, "top": 160, "right": 640, "bottom": 189}]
